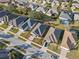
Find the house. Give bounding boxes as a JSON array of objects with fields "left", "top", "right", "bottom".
[
  {"left": 61, "top": 2, "right": 69, "bottom": 10},
  {"left": 74, "top": 13, "right": 79, "bottom": 23},
  {"left": 45, "top": 0, "right": 53, "bottom": 3},
  {"left": 0, "top": 10, "right": 8, "bottom": 23},
  {"left": 29, "top": 3, "right": 38, "bottom": 10},
  {"left": 51, "top": 0, "right": 59, "bottom": 8},
  {"left": 72, "top": 3, "right": 79, "bottom": 8},
  {"left": 12, "top": 16, "right": 27, "bottom": 27},
  {"left": 46, "top": 6, "right": 58, "bottom": 16},
  {"left": 59, "top": 11, "right": 74, "bottom": 26},
  {"left": 44, "top": 27, "right": 64, "bottom": 44},
  {"left": 0, "top": 10, "right": 20, "bottom": 25},
  {"left": 20, "top": 18, "right": 37, "bottom": 31},
  {"left": 15, "top": 0, "right": 29, "bottom": 8},
  {"left": 41, "top": 0, "right": 46, "bottom": 6},
  {"left": 0, "top": 0, "right": 10, "bottom": 6},
  {"left": 32, "top": 23, "right": 50, "bottom": 37},
  {"left": 71, "top": 3, "right": 79, "bottom": 13},
  {"left": 36, "top": 6, "right": 46, "bottom": 13},
  {"left": 61, "top": 31, "right": 76, "bottom": 50},
  {"left": 7, "top": 13, "right": 19, "bottom": 25},
  {"left": 15, "top": 0, "right": 28, "bottom": 5}
]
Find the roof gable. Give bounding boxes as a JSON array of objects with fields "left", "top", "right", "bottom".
[
  {"left": 0, "top": 11, "right": 8, "bottom": 17},
  {"left": 7, "top": 13, "right": 19, "bottom": 20},
  {"left": 33, "top": 23, "right": 49, "bottom": 37},
  {"left": 60, "top": 11, "right": 74, "bottom": 20},
  {"left": 16, "top": 16, "right": 27, "bottom": 26}
]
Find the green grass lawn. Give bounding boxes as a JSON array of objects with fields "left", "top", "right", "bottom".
[
  {"left": 32, "top": 38, "right": 44, "bottom": 46},
  {"left": 0, "top": 23, "right": 8, "bottom": 29},
  {"left": 48, "top": 20, "right": 65, "bottom": 30},
  {"left": 48, "top": 43, "right": 60, "bottom": 54},
  {"left": 20, "top": 31, "right": 30, "bottom": 38},
  {"left": 55, "top": 24, "right": 65, "bottom": 30},
  {"left": 0, "top": 42, "right": 7, "bottom": 49},
  {"left": 10, "top": 27, "right": 19, "bottom": 33}
]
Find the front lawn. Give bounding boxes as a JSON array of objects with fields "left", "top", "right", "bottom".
[
  {"left": 0, "top": 23, "right": 8, "bottom": 29},
  {"left": 32, "top": 37, "right": 44, "bottom": 46},
  {"left": 10, "top": 27, "right": 19, "bottom": 33},
  {"left": 20, "top": 31, "right": 30, "bottom": 38},
  {"left": 48, "top": 43, "right": 60, "bottom": 54}
]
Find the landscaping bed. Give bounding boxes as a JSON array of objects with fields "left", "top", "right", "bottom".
[{"left": 20, "top": 31, "right": 30, "bottom": 38}]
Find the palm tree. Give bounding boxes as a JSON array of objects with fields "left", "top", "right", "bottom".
[
  {"left": 9, "top": 50, "right": 16, "bottom": 59},
  {"left": 9, "top": 49, "right": 24, "bottom": 59}
]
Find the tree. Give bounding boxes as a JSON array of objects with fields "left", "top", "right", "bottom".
[
  {"left": 9, "top": 50, "right": 16, "bottom": 59},
  {"left": 0, "top": 4, "right": 4, "bottom": 10},
  {"left": 28, "top": 11, "right": 42, "bottom": 20},
  {"left": 3, "top": 4, "right": 18, "bottom": 13},
  {"left": 45, "top": 2, "right": 51, "bottom": 10},
  {"left": 9, "top": 49, "right": 23, "bottom": 59}
]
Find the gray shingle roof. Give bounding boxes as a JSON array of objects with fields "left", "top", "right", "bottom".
[
  {"left": 60, "top": 11, "right": 72, "bottom": 20},
  {"left": 0, "top": 11, "right": 8, "bottom": 17}
]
